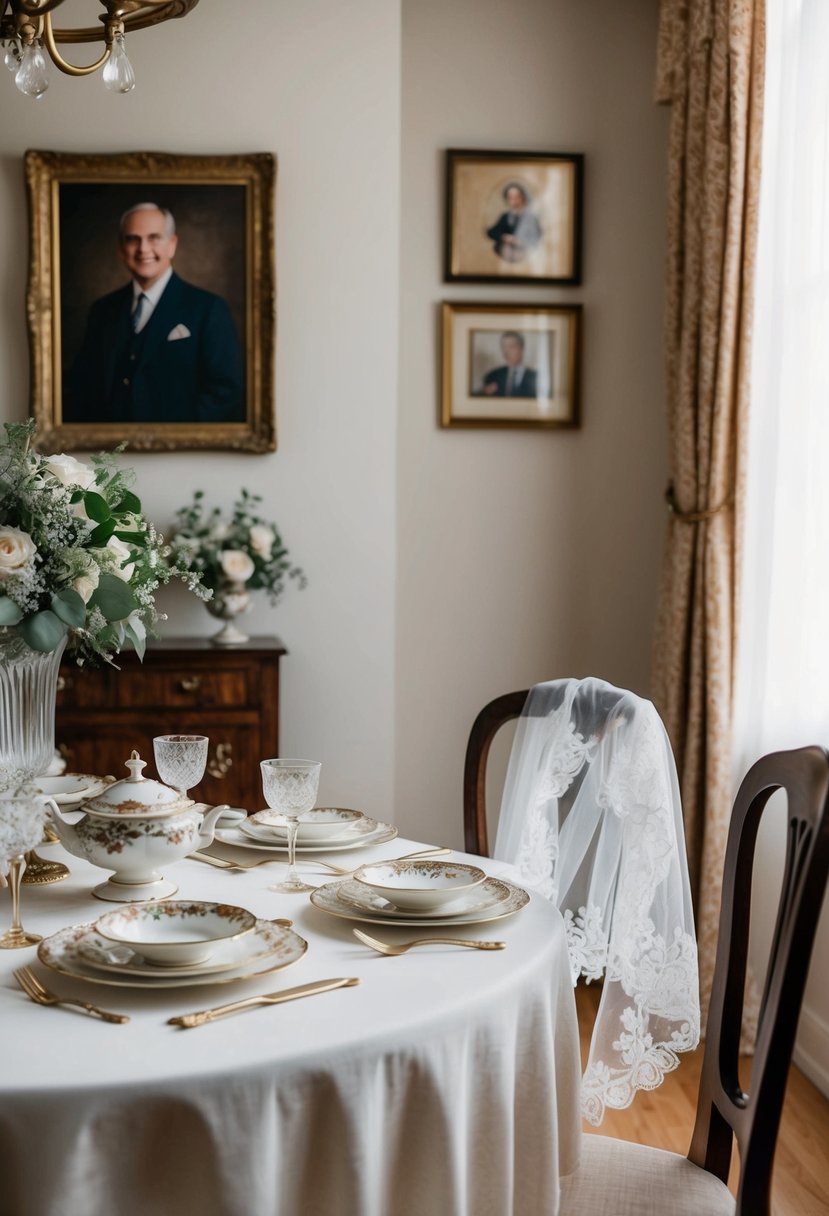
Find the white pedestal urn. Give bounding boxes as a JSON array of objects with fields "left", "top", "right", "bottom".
[{"left": 206, "top": 582, "right": 251, "bottom": 646}]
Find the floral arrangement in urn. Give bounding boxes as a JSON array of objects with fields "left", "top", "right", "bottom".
[
  {"left": 0, "top": 421, "right": 204, "bottom": 664},
  {"left": 168, "top": 489, "right": 306, "bottom": 645}
]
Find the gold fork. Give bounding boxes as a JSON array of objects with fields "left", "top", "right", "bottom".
[
  {"left": 14, "top": 966, "right": 129, "bottom": 1023},
  {"left": 352, "top": 928, "right": 506, "bottom": 956},
  {"left": 191, "top": 846, "right": 452, "bottom": 876}
]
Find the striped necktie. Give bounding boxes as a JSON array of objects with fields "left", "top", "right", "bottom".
[{"left": 132, "top": 292, "right": 149, "bottom": 333}]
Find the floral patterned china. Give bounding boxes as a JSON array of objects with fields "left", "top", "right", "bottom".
[
  {"left": 77, "top": 917, "right": 298, "bottom": 979},
  {"left": 46, "top": 751, "right": 226, "bottom": 902},
  {"left": 336, "top": 875, "right": 512, "bottom": 920},
  {"left": 37, "top": 919, "right": 308, "bottom": 989},
  {"left": 216, "top": 818, "right": 398, "bottom": 854},
  {"left": 95, "top": 901, "right": 256, "bottom": 967},
  {"left": 243, "top": 808, "right": 367, "bottom": 844},
  {"left": 310, "top": 877, "right": 530, "bottom": 928},
  {"left": 353, "top": 860, "right": 487, "bottom": 911}
]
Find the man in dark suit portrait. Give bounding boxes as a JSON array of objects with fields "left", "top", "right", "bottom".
[
  {"left": 63, "top": 202, "right": 244, "bottom": 425},
  {"left": 486, "top": 182, "right": 542, "bottom": 263},
  {"left": 482, "top": 331, "right": 538, "bottom": 398}
]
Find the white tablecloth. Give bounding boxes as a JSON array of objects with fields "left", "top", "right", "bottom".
[{"left": 0, "top": 836, "right": 581, "bottom": 1216}]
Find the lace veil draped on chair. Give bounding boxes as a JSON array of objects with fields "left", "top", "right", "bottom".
[{"left": 493, "top": 677, "right": 700, "bottom": 1125}]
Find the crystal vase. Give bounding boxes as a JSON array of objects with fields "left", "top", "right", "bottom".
[{"left": 0, "top": 629, "right": 69, "bottom": 884}]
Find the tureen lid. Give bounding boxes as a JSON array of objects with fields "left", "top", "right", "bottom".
[{"left": 81, "top": 751, "right": 194, "bottom": 819}]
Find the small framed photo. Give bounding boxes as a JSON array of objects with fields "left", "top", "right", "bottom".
[
  {"left": 441, "top": 302, "right": 581, "bottom": 429},
  {"left": 445, "top": 149, "right": 583, "bottom": 285},
  {"left": 25, "top": 149, "right": 276, "bottom": 453}
]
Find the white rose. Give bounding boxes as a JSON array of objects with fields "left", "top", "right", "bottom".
[
  {"left": 249, "top": 524, "right": 274, "bottom": 558},
  {"left": 0, "top": 527, "right": 36, "bottom": 579},
  {"left": 220, "top": 549, "right": 255, "bottom": 582},
  {"left": 106, "top": 535, "right": 135, "bottom": 583},
  {"left": 210, "top": 522, "right": 230, "bottom": 541},
  {"left": 43, "top": 453, "right": 95, "bottom": 490},
  {"left": 72, "top": 559, "right": 100, "bottom": 604}
]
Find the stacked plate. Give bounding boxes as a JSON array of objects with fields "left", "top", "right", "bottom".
[
  {"left": 32, "top": 773, "right": 111, "bottom": 806},
  {"left": 215, "top": 807, "right": 398, "bottom": 854},
  {"left": 37, "top": 899, "right": 307, "bottom": 990},
  {"left": 310, "top": 858, "right": 530, "bottom": 928}
]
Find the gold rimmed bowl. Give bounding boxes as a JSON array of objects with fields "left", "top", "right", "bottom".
[
  {"left": 352, "top": 859, "right": 487, "bottom": 912},
  {"left": 95, "top": 900, "right": 257, "bottom": 968}
]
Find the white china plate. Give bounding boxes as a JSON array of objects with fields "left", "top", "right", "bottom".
[
  {"left": 215, "top": 819, "right": 398, "bottom": 854},
  {"left": 37, "top": 919, "right": 307, "bottom": 989},
  {"left": 32, "top": 774, "right": 109, "bottom": 804},
  {"left": 243, "top": 808, "right": 369, "bottom": 845},
  {"left": 310, "top": 877, "right": 530, "bottom": 927},
  {"left": 75, "top": 917, "right": 296, "bottom": 979},
  {"left": 337, "top": 876, "right": 511, "bottom": 920}
]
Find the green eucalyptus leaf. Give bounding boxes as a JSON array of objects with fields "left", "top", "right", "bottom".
[
  {"left": 18, "top": 610, "right": 67, "bottom": 653},
  {"left": 113, "top": 529, "right": 147, "bottom": 547},
  {"left": 0, "top": 596, "right": 23, "bottom": 626},
  {"left": 124, "top": 620, "right": 147, "bottom": 661},
  {"left": 82, "top": 491, "right": 111, "bottom": 524},
  {"left": 51, "top": 587, "right": 87, "bottom": 629},
  {"left": 113, "top": 490, "right": 141, "bottom": 515},
  {"left": 90, "top": 572, "right": 138, "bottom": 622},
  {"left": 89, "top": 519, "right": 116, "bottom": 547}
]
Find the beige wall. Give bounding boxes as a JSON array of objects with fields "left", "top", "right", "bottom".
[
  {"left": 0, "top": 1, "right": 669, "bottom": 845},
  {"left": 0, "top": 0, "right": 401, "bottom": 813},
  {"left": 395, "top": 0, "right": 669, "bottom": 846}
]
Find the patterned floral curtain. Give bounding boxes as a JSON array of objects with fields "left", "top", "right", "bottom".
[{"left": 651, "top": 0, "right": 765, "bottom": 1025}]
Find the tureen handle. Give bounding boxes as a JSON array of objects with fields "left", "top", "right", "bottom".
[{"left": 124, "top": 752, "right": 147, "bottom": 782}]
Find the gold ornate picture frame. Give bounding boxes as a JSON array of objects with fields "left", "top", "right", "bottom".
[
  {"left": 25, "top": 149, "right": 276, "bottom": 453},
  {"left": 441, "top": 301, "right": 582, "bottom": 429},
  {"left": 445, "top": 149, "right": 583, "bottom": 285}
]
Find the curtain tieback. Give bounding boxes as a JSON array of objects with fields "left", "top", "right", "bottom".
[{"left": 665, "top": 482, "right": 733, "bottom": 522}]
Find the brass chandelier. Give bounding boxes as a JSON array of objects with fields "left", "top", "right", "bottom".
[{"left": 0, "top": 0, "right": 199, "bottom": 97}]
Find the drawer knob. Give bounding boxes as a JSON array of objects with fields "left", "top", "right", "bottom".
[
  {"left": 207, "top": 742, "right": 233, "bottom": 779},
  {"left": 179, "top": 676, "right": 202, "bottom": 694}
]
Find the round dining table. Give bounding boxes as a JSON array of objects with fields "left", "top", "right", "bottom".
[{"left": 0, "top": 832, "right": 582, "bottom": 1216}]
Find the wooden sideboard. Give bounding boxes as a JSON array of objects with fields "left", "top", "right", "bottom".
[{"left": 55, "top": 636, "right": 286, "bottom": 809}]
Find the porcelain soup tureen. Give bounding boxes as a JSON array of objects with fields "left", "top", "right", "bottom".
[{"left": 47, "top": 751, "right": 225, "bottom": 902}]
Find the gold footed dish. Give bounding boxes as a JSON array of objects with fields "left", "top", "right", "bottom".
[{"left": 21, "top": 850, "right": 70, "bottom": 885}]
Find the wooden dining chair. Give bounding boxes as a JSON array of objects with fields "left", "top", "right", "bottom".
[
  {"left": 463, "top": 689, "right": 528, "bottom": 855},
  {"left": 558, "top": 745, "right": 829, "bottom": 1215}
]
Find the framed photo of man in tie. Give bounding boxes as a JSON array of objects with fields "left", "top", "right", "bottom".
[
  {"left": 25, "top": 149, "right": 276, "bottom": 453},
  {"left": 441, "top": 302, "right": 581, "bottom": 429},
  {"left": 444, "top": 149, "right": 584, "bottom": 285}
]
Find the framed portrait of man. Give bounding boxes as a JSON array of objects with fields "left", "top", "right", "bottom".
[
  {"left": 25, "top": 149, "right": 276, "bottom": 453},
  {"left": 441, "top": 301, "right": 581, "bottom": 429},
  {"left": 445, "top": 149, "right": 584, "bottom": 285}
]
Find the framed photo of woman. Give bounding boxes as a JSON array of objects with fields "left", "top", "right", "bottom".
[{"left": 445, "top": 149, "right": 583, "bottom": 285}]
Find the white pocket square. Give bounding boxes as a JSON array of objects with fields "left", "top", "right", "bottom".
[{"left": 167, "top": 324, "right": 191, "bottom": 341}]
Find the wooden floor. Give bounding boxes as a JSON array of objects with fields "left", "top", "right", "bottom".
[{"left": 576, "top": 984, "right": 829, "bottom": 1215}]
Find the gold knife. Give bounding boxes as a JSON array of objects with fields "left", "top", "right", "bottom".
[{"left": 168, "top": 976, "right": 360, "bottom": 1029}]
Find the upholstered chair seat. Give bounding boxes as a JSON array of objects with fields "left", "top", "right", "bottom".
[{"left": 559, "top": 1135, "right": 735, "bottom": 1215}]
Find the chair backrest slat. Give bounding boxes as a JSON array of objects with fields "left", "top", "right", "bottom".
[
  {"left": 463, "top": 690, "right": 528, "bottom": 855},
  {"left": 689, "top": 746, "right": 829, "bottom": 1215}
]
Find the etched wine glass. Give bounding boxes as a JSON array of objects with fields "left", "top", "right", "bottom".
[
  {"left": 0, "top": 793, "right": 48, "bottom": 948},
  {"left": 153, "top": 735, "right": 209, "bottom": 797},
  {"left": 260, "top": 759, "right": 321, "bottom": 894}
]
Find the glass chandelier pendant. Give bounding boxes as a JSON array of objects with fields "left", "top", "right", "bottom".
[
  {"left": 3, "top": 38, "right": 22, "bottom": 72},
  {"left": 14, "top": 39, "right": 49, "bottom": 98},
  {"left": 102, "top": 33, "right": 134, "bottom": 93}
]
